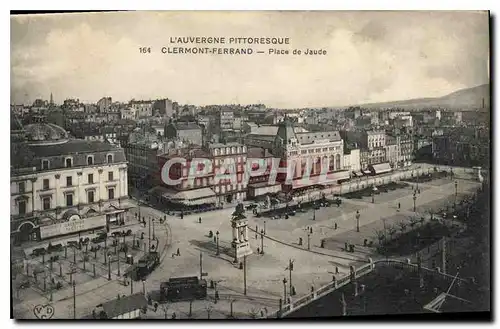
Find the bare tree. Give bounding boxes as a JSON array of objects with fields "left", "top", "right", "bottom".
[
  {"left": 161, "top": 303, "right": 170, "bottom": 319},
  {"left": 397, "top": 220, "right": 408, "bottom": 234},
  {"left": 248, "top": 307, "right": 259, "bottom": 319},
  {"left": 409, "top": 216, "right": 419, "bottom": 229},
  {"left": 374, "top": 230, "right": 385, "bottom": 246},
  {"left": 387, "top": 226, "right": 397, "bottom": 241},
  {"left": 205, "top": 303, "right": 213, "bottom": 319}
]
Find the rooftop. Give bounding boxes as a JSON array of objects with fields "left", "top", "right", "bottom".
[
  {"left": 208, "top": 142, "right": 243, "bottom": 148},
  {"left": 247, "top": 147, "right": 274, "bottom": 158},
  {"left": 29, "top": 139, "right": 120, "bottom": 158},
  {"left": 175, "top": 122, "right": 202, "bottom": 130},
  {"left": 100, "top": 293, "right": 147, "bottom": 319},
  {"left": 24, "top": 123, "right": 69, "bottom": 145}
]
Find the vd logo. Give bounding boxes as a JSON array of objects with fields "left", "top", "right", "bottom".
[{"left": 33, "top": 304, "right": 55, "bottom": 319}]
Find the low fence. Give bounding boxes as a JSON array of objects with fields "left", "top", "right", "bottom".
[{"left": 265, "top": 257, "right": 473, "bottom": 318}]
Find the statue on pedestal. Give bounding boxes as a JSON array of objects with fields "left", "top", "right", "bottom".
[{"left": 230, "top": 203, "right": 252, "bottom": 262}]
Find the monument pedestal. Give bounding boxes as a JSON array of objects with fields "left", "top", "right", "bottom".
[{"left": 231, "top": 203, "right": 253, "bottom": 263}]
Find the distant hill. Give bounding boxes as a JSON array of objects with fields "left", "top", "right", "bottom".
[{"left": 359, "top": 84, "right": 490, "bottom": 111}]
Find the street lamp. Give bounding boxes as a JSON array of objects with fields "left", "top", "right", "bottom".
[
  {"left": 283, "top": 278, "right": 287, "bottom": 301},
  {"left": 454, "top": 181, "right": 458, "bottom": 207},
  {"left": 72, "top": 280, "right": 76, "bottom": 319},
  {"left": 413, "top": 192, "right": 417, "bottom": 212},
  {"left": 286, "top": 259, "right": 294, "bottom": 296},
  {"left": 264, "top": 221, "right": 266, "bottom": 235},
  {"left": 107, "top": 255, "right": 111, "bottom": 280},
  {"left": 307, "top": 230, "right": 311, "bottom": 250},
  {"left": 216, "top": 231, "right": 220, "bottom": 256},
  {"left": 355, "top": 210, "right": 361, "bottom": 232},
  {"left": 260, "top": 229, "right": 265, "bottom": 254}
]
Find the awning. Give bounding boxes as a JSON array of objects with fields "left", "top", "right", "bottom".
[
  {"left": 248, "top": 182, "right": 282, "bottom": 197},
  {"left": 291, "top": 170, "right": 351, "bottom": 188},
  {"left": 321, "top": 170, "right": 351, "bottom": 185},
  {"left": 371, "top": 162, "right": 392, "bottom": 175},
  {"left": 170, "top": 188, "right": 217, "bottom": 205},
  {"left": 148, "top": 186, "right": 177, "bottom": 199}
]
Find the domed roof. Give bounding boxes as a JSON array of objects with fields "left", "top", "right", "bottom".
[{"left": 24, "top": 123, "right": 69, "bottom": 145}]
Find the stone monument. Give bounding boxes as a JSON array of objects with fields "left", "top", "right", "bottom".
[{"left": 230, "top": 203, "right": 253, "bottom": 263}]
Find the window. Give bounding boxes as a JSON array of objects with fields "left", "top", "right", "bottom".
[
  {"left": 66, "top": 176, "right": 72, "bottom": 187},
  {"left": 18, "top": 182, "right": 25, "bottom": 193},
  {"left": 87, "top": 156, "right": 94, "bottom": 165},
  {"left": 108, "top": 188, "right": 115, "bottom": 200},
  {"left": 108, "top": 171, "right": 114, "bottom": 181},
  {"left": 42, "top": 197, "right": 51, "bottom": 210},
  {"left": 65, "top": 158, "right": 72, "bottom": 168},
  {"left": 66, "top": 194, "right": 73, "bottom": 207},
  {"left": 42, "top": 160, "right": 50, "bottom": 170},
  {"left": 18, "top": 200, "right": 26, "bottom": 215},
  {"left": 107, "top": 154, "right": 113, "bottom": 163},
  {"left": 88, "top": 174, "right": 94, "bottom": 184},
  {"left": 87, "top": 190, "right": 95, "bottom": 203},
  {"left": 43, "top": 179, "right": 50, "bottom": 190}
]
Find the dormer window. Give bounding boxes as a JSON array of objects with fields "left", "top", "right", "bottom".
[
  {"left": 41, "top": 159, "right": 50, "bottom": 170},
  {"left": 87, "top": 155, "right": 94, "bottom": 166},
  {"left": 107, "top": 154, "right": 113, "bottom": 164},
  {"left": 65, "top": 158, "right": 73, "bottom": 168}
]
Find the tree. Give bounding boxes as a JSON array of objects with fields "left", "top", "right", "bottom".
[
  {"left": 205, "top": 303, "right": 213, "bottom": 319},
  {"left": 161, "top": 303, "right": 170, "bottom": 319},
  {"left": 397, "top": 220, "right": 408, "bottom": 234},
  {"left": 409, "top": 216, "right": 419, "bottom": 229},
  {"left": 387, "top": 226, "right": 397, "bottom": 241},
  {"left": 374, "top": 230, "right": 385, "bottom": 246},
  {"left": 248, "top": 307, "right": 259, "bottom": 319}
]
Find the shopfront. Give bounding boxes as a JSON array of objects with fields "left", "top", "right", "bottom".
[{"left": 39, "top": 215, "right": 107, "bottom": 240}]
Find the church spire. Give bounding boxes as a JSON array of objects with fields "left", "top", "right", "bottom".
[{"left": 50, "top": 92, "right": 54, "bottom": 105}]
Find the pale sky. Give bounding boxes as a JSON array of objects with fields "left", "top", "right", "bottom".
[{"left": 11, "top": 11, "right": 489, "bottom": 108}]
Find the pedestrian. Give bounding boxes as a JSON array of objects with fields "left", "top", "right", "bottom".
[
  {"left": 199, "top": 217, "right": 202, "bottom": 223},
  {"left": 398, "top": 202, "right": 401, "bottom": 209},
  {"left": 177, "top": 248, "right": 180, "bottom": 256},
  {"left": 334, "top": 223, "right": 338, "bottom": 230},
  {"left": 213, "top": 236, "right": 216, "bottom": 243}
]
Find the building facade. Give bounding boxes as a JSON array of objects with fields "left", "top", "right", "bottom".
[
  {"left": 97, "top": 97, "right": 112, "bottom": 113},
  {"left": 208, "top": 143, "right": 247, "bottom": 204},
  {"left": 11, "top": 123, "right": 128, "bottom": 245},
  {"left": 129, "top": 100, "right": 154, "bottom": 118},
  {"left": 121, "top": 129, "right": 165, "bottom": 190},
  {"left": 165, "top": 122, "right": 203, "bottom": 146},
  {"left": 272, "top": 117, "right": 349, "bottom": 193}
]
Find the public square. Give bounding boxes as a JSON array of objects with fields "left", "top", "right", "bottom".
[{"left": 11, "top": 165, "right": 483, "bottom": 319}]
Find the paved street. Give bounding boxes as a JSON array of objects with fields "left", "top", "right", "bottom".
[{"left": 12, "top": 164, "right": 482, "bottom": 319}]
